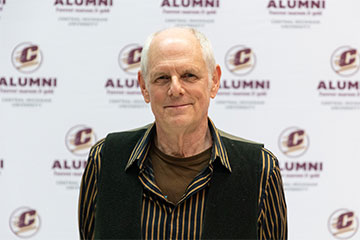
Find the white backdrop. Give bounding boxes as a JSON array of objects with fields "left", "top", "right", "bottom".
[{"left": 1, "top": 0, "right": 360, "bottom": 239}]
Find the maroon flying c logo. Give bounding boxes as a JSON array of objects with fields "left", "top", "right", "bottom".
[
  {"left": 9, "top": 207, "right": 41, "bottom": 238},
  {"left": 331, "top": 46, "right": 360, "bottom": 77},
  {"left": 65, "top": 125, "right": 97, "bottom": 156},
  {"left": 328, "top": 209, "right": 359, "bottom": 239},
  {"left": 11, "top": 42, "right": 43, "bottom": 74},
  {"left": 118, "top": 44, "right": 143, "bottom": 75},
  {"left": 278, "top": 127, "right": 309, "bottom": 158},
  {"left": 225, "top": 45, "right": 256, "bottom": 76}
]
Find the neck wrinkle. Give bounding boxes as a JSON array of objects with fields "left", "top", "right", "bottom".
[{"left": 154, "top": 120, "right": 212, "bottom": 158}]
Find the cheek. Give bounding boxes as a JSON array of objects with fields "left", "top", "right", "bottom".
[
  {"left": 149, "top": 89, "right": 165, "bottom": 105},
  {"left": 194, "top": 88, "right": 211, "bottom": 101}
]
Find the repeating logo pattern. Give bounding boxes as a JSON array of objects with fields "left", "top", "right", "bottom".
[
  {"left": 65, "top": 125, "right": 97, "bottom": 156},
  {"left": 11, "top": 42, "right": 43, "bottom": 74},
  {"left": 331, "top": 46, "right": 360, "bottom": 77},
  {"left": 225, "top": 45, "right": 256, "bottom": 76},
  {"left": 278, "top": 127, "right": 309, "bottom": 158},
  {"left": 9, "top": 207, "right": 41, "bottom": 238},
  {"left": 118, "top": 44, "right": 143, "bottom": 75},
  {"left": 328, "top": 209, "right": 359, "bottom": 239}
]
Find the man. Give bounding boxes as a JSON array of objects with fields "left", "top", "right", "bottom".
[{"left": 79, "top": 27, "right": 287, "bottom": 239}]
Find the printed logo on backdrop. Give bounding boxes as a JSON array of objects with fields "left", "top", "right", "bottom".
[
  {"left": 9, "top": 207, "right": 41, "bottom": 238},
  {"left": 278, "top": 127, "right": 309, "bottom": 158},
  {"left": 225, "top": 45, "right": 256, "bottom": 76},
  {"left": 11, "top": 42, "right": 43, "bottom": 74},
  {"left": 161, "top": 0, "right": 220, "bottom": 28},
  {"left": 54, "top": 0, "right": 113, "bottom": 26},
  {"left": 318, "top": 46, "right": 360, "bottom": 110},
  {"left": 52, "top": 125, "right": 94, "bottom": 190},
  {"left": 0, "top": 42, "right": 57, "bottom": 108},
  {"left": 328, "top": 209, "right": 359, "bottom": 239},
  {"left": 105, "top": 44, "right": 148, "bottom": 109},
  {"left": 215, "top": 45, "right": 270, "bottom": 110},
  {"left": 278, "top": 127, "right": 323, "bottom": 191},
  {"left": 65, "top": 125, "right": 97, "bottom": 156},
  {"left": 267, "top": 0, "right": 326, "bottom": 29},
  {"left": 118, "top": 44, "right": 143, "bottom": 75},
  {"left": 331, "top": 46, "right": 360, "bottom": 77}
]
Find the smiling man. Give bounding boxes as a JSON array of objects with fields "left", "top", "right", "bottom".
[{"left": 79, "top": 27, "right": 287, "bottom": 239}]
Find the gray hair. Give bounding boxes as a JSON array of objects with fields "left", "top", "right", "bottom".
[{"left": 140, "top": 27, "right": 216, "bottom": 85}]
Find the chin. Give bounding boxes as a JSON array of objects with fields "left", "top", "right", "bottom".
[{"left": 160, "top": 115, "right": 194, "bottom": 128}]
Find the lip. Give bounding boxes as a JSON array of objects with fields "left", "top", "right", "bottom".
[{"left": 164, "top": 103, "right": 192, "bottom": 109}]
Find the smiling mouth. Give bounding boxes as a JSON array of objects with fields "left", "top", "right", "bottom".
[{"left": 164, "top": 103, "right": 192, "bottom": 108}]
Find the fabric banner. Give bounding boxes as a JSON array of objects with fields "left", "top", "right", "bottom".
[{"left": 1, "top": 0, "right": 359, "bottom": 239}]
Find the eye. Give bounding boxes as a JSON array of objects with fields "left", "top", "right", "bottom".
[
  {"left": 153, "top": 75, "right": 170, "bottom": 84},
  {"left": 181, "top": 73, "right": 197, "bottom": 80},
  {"left": 159, "top": 75, "right": 169, "bottom": 79}
]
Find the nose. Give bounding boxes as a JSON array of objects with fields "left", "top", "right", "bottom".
[{"left": 168, "top": 76, "right": 184, "bottom": 97}]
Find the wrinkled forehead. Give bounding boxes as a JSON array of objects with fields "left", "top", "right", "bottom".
[{"left": 147, "top": 30, "right": 203, "bottom": 67}]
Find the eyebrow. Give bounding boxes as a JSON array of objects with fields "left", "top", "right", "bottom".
[
  {"left": 150, "top": 67, "right": 200, "bottom": 78},
  {"left": 150, "top": 72, "right": 169, "bottom": 79},
  {"left": 182, "top": 68, "right": 199, "bottom": 73}
]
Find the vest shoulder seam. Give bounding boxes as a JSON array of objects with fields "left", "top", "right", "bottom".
[{"left": 218, "top": 129, "right": 263, "bottom": 146}]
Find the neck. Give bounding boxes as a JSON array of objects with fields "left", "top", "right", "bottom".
[{"left": 154, "top": 119, "right": 212, "bottom": 158}]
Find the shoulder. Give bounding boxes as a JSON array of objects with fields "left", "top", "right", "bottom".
[
  {"left": 218, "top": 129, "right": 264, "bottom": 147},
  {"left": 218, "top": 129, "right": 264, "bottom": 161},
  {"left": 102, "top": 124, "right": 152, "bottom": 148},
  {"left": 88, "top": 124, "right": 152, "bottom": 158},
  {"left": 260, "top": 147, "right": 281, "bottom": 179},
  {"left": 88, "top": 138, "right": 106, "bottom": 159},
  {"left": 107, "top": 124, "right": 151, "bottom": 140},
  {"left": 217, "top": 129, "right": 280, "bottom": 173}
]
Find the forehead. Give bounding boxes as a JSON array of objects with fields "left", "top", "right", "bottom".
[{"left": 147, "top": 30, "right": 206, "bottom": 72}]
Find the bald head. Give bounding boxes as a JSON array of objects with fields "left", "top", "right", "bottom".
[{"left": 140, "top": 27, "right": 216, "bottom": 84}]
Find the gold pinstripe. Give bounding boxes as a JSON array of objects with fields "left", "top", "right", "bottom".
[
  {"left": 169, "top": 206, "right": 175, "bottom": 239},
  {"left": 84, "top": 171, "right": 95, "bottom": 220},
  {"left": 141, "top": 193, "right": 145, "bottom": 232},
  {"left": 258, "top": 150, "right": 266, "bottom": 207},
  {"left": 85, "top": 186, "right": 96, "bottom": 234},
  {"left": 145, "top": 198, "right": 151, "bottom": 240},
  {"left": 151, "top": 199, "right": 156, "bottom": 240},
  {"left": 273, "top": 166, "right": 287, "bottom": 237},
  {"left": 162, "top": 205, "right": 167, "bottom": 240},
  {"left": 156, "top": 199, "right": 161, "bottom": 240},
  {"left": 199, "top": 189, "right": 205, "bottom": 237},
  {"left": 187, "top": 197, "right": 193, "bottom": 240},
  {"left": 181, "top": 199, "right": 186, "bottom": 239},
  {"left": 185, "top": 175, "right": 211, "bottom": 198},
  {"left": 269, "top": 176, "right": 279, "bottom": 238},
  {"left": 263, "top": 199, "right": 271, "bottom": 237},
  {"left": 127, "top": 125, "right": 153, "bottom": 168},
  {"left": 265, "top": 190, "right": 275, "bottom": 236},
  {"left": 175, "top": 205, "right": 180, "bottom": 239},
  {"left": 263, "top": 147, "right": 277, "bottom": 159},
  {"left": 138, "top": 176, "right": 163, "bottom": 199},
  {"left": 138, "top": 143, "right": 150, "bottom": 169},
  {"left": 193, "top": 192, "right": 199, "bottom": 239}
]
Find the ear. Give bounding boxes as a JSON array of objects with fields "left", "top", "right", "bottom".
[
  {"left": 138, "top": 70, "right": 150, "bottom": 103},
  {"left": 210, "top": 64, "right": 221, "bottom": 99}
]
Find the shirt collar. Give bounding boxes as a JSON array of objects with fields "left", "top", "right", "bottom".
[{"left": 125, "top": 118, "right": 232, "bottom": 173}]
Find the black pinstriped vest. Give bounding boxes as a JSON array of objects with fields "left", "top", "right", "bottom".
[{"left": 94, "top": 128, "right": 263, "bottom": 239}]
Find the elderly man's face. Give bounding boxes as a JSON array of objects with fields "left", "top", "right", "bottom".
[{"left": 139, "top": 30, "right": 220, "bottom": 130}]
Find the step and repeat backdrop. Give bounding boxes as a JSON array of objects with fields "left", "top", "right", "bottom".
[{"left": 1, "top": 0, "right": 360, "bottom": 239}]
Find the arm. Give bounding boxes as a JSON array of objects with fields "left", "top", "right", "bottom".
[
  {"left": 78, "top": 139, "right": 104, "bottom": 240},
  {"left": 257, "top": 148, "right": 287, "bottom": 240}
]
